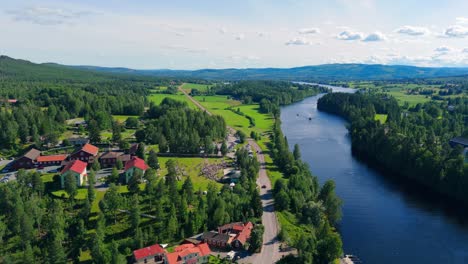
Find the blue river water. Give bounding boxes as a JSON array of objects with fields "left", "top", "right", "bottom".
[{"left": 280, "top": 87, "right": 468, "bottom": 264}]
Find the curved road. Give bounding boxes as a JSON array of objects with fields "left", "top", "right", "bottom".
[{"left": 179, "top": 85, "right": 282, "bottom": 263}]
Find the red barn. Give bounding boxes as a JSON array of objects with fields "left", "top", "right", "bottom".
[
  {"left": 70, "top": 143, "right": 99, "bottom": 163},
  {"left": 12, "top": 148, "right": 41, "bottom": 170}
]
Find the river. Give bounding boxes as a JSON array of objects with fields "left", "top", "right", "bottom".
[{"left": 280, "top": 86, "right": 468, "bottom": 264}]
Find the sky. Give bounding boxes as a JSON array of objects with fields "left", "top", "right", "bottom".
[{"left": 1, "top": 0, "right": 468, "bottom": 69}]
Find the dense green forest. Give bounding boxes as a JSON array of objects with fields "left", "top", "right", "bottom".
[
  {"left": 0, "top": 56, "right": 174, "bottom": 153},
  {"left": 317, "top": 92, "right": 468, "bottom": 204},
  {"left": 137, "top": 98, "right": 226, "bottom": 153}
]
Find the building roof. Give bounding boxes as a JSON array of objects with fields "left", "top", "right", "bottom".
[
  {"left": 450, "top": 137, "right": 468, "bottom": 146},
  {"left": 124, "top": 157, "right": 149, "bottom": 171},
  {"left": 197, "top": 243, "right": 211, "bottom": 256},
  {"left": 99, "top": 151, "right": 122, "bottom": 159},
  {"left": 81, "top": 143, "right": 99, "bottom": 156},
  {"left": 118, "top": 154, "right": 131, "bottom": 162},
  {"left": 23, "top": 148, "right": 41, "bottom": 160},
  {"left": 133, "top": 244, "right": 165, "bottom": 260},
  {"left": 167, "top": 243, "right": 211, "bottom": 264},
  {"left": 202, "top": 231, "right": 230, "bottom": 243},
  {"left": 37, "top": 154, "right": 68, "bottom": 162},
  {"left": 235, "top": 222, "right": 253, "bottom": 245},
  {"left": 166, "top": 252, "right": 180, "bottom": 264},
  {"left": 61, "top": 160, "right": 87, "bottom": 174}
]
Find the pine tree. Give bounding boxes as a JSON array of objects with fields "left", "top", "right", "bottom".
[
  {"left": 64, "top": 173, "right": 77, "bottom": 203},
  {"left": 130, "top": 195, "right": 141, "bottom": 232},
  {"left": 88, "top": 119, "right": 101, "bottom": 143},
  {"left": 136, "top": 143, "right": 145, "bottom": 159},
  {"left": 112, "top": 121, "right": 122, "bottom": 143},
  {"left": 221, "top": 141, "right": 228, "bottom": 156},
  {"left": 147, "top": 150, "right": 160, "bottom": 169},
  {"left": 115, "top": 159, "right": 123, "bottom": 170},
  {"left": 87, "top": 170, "right": 96, "bottom": 203}
]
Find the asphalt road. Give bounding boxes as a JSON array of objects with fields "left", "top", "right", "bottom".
[
  {"left": 180, "top": 84, "right": 282, "bottom": 263},
  {"left": 246, "top": 139, "right": 282, "bottom": 264}
]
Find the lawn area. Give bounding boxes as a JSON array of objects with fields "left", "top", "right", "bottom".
[
  {"left": 193, "top": 95, "right": 252, "bottom": 134},
  {"left": 374, "top": 114, "right": 388, "bottom": 124},
  {"left": 52, "top": 189, "right": 88, "bottom": 200},
  {"left": 158, "top": 156, "right": 224, "bottom": 191},
  {"left": 112, "top": 115, "right": 139, "bottom": 123},
  {"left": 147, "top": 93, "right": 198, "bottom": 109},
  {"left": 387, "top": 90, "right": 431, "bottom": 106},
  {"left": 101, "top": 128, "right": 135, "bottom": 140},
  {"left": 237, "top": 104, "right": 275, "bottom": 133},
  {"left": 181, "top": 83, "right": 212, "bottom": 93}
]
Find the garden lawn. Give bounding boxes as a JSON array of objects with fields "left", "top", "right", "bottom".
[
  {"left": 193, "top": 95, "right": 251, "bottom": 134},
  {"left": 112, "top": 115, "right": 139, "bottom": 123},
  {"left": 181, "top": 83, "right": 212, "bottom": 93},
  {"left": 147, "top": 93, "right": 198, "bottom": 109},
  {"left": 374, "top": 114, "right": 388, "bottom": 124}
]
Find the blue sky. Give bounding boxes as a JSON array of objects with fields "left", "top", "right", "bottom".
[{"left": 1, "top": 0, "right": 468, "bottom": 69}]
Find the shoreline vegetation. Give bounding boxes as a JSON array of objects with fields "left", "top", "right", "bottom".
[{"left": 317, "top": 92, "right": 468, "bottom": 206}]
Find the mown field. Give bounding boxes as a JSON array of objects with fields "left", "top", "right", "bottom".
[
  {"left": 180, "top": 83, "right": 212, "bottom": 93},
  {"left": 147, "top": 92, "right": 198, "bottom": 109}
]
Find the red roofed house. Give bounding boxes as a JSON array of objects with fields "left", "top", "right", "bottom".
[
  {"left": 218, "top": 222, "right": 253, "bottom": 249},
  {"left": 70, "top": 143, "right": 99, "bottom": 164},
  {"left": 132, "top": 244, "right": 165, "bottom": 264},
  {"left": 60, "top": 160, "right": 88, "bottom": 188},
  {"left": 165, "top": 243, "right": 211, "bottom": 264},
  {"left": 124, "top": 156, "right": 149, "bottom": 184},
  {"left": 12, "top": 148, "right": 41, "bottom": 170},
  {"left": 36, "top": 154, "right": 68, "bottom": 167}
]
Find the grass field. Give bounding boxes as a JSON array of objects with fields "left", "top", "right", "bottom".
[
  {"left": 101, "top": 128, "right": 136, "bottom": 140},
  {"left": 112, "top": 115, "right": 139, "bottom": 123},
  {"left": 374, "top": 114, "right": 388, "bottom": 124},
  {"left": 193, "top": 95, "right": 252, "bottom": 134},
  {"left": 181, "top": 83, "right": 212, "bottom": 93},
  {"left": 158, "top": 156, "right": 224, "bottom": 191},
  {"left": 147, "top": 93, "right": 198, "bottom": 109}
]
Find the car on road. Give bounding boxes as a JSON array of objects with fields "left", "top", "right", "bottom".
[{"left": 261, "top": 185, "right": 266, "bottom": 188}]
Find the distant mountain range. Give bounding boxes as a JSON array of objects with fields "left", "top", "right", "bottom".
[{"left": 2, "top": 55, "right": 468, "bottom": 81}]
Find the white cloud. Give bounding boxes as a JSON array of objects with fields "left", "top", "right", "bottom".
[
  {"left": 395, "top": 26, "right": 430, "bottom": 36},
  {"left": 235, "top": 33, "right": 245, "bottom": 40},
  {"left": 444, "top": 25, "right": 468, "bottom": 38},
  {"left": 363, "top": 32, "right": 386, "bottom": 42},
  {"left": 285, "top": 38, "right": 311, "bottom": 45},
  {"left": 434, "top": 46, "right": 451, "bottom": 53},
  {"left": 298, "top": 28, "right": 320, "bottom": 34},
  {"left": 337, "top": 30, "right": 363, "bottom": 40},
  {"left": 463, "top": 48, "right": 468, "bottom": 53},
  {"left": 6, "top": 6, "right": 94, "bottom": 25},
  {"left": 456, "top": 17, "right": 468, "bottom": 24}
]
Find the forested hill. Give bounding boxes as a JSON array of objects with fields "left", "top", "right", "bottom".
[
  {"left": 71, "top": 63, "right": 468, "bottom": 81},
  {"left": 3, "top": 55, "right": 468, "bottom": 81},
  {"left": 0, "top": 55, "right": 164, "bottom": 82}
]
